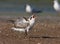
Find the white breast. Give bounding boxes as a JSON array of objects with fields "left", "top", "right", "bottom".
[{"left": 29, "top": 18, "right": 35, "bottom": 26}]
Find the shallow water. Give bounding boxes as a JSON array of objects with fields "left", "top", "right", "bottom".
[
  {"left": 0, "top": 1, "right": 59, "bottom": 17},
  {"left": 0, "top": 2, "right": 55, "bottom": 13}
]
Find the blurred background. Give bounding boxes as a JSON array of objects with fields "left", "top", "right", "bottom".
[{"left": 0, "top": 0, "right": 60, "bottom": 16}]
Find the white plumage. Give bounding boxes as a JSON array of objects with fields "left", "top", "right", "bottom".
[
  {"left": 26, "top": 4, "right": 32, "bottom": 13},
  {"left": 11, "top": 15, "right": 36, "bottom": 32},
  {"left": 25, "top": 4, "right": 42, "bottom": 14},
  {"left": 53, "top": 0, "right": 60, "bottom": 11}
]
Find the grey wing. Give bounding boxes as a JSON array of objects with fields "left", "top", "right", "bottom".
[
  {"left": 14, "top": 17, "right": 29, "bottom": 28},
  {"left": 16, "top": 17, "right": 28, "bottom": 23},
  {"left": 18, "top": 23, "right": 29, "bottom": 28},
  {"left": 14, "top": 22, "right": 29, "bottom": 28}
]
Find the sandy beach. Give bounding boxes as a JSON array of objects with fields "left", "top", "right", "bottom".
[{"left": 0, "top": 12, "right": 60, "bottom": 44}]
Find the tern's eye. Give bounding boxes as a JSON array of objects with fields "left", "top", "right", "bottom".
[
  {"left": 33, "top": 15, "right": 35, "bottom": 18},
  {"left": 33, "top": 16, "right": 34, "bottom": 18}
]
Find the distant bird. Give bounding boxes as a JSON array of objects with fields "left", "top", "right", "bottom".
[
  {"left": 26, "top": 4, "right": 32, "bottom": 14},
  {"left": 53, "top": 0, "right": 60, "bottom": 11},
  {"left": 11, "top": 15, "right": 36, "bottom": 35},
  {"left": 26, "top": 4, "right": 42, "bottom": 14}
]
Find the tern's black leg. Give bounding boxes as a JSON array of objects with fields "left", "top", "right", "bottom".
[{"left": 25, "top": 30, "right": 28, "bottom": 36}]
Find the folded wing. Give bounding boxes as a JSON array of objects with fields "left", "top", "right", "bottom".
[{"left": 14, "top": 17, "right": 29, "bottom": 28}]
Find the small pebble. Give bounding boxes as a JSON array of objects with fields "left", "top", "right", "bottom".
[{"left": 37, "top": 43, "right": 41, "bottom": 44}]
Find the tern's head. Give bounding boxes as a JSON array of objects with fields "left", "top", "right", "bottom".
[
  {"left": 28, "top": 15, "right": 36, "bottom": 27},
  {"left": 30, "top": 15, "right": 36, "bottom": 20}
]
